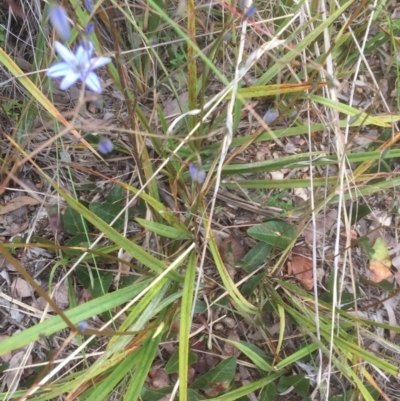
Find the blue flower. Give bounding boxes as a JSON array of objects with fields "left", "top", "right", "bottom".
[
  {"left": 85, "top": 22, "right": 95, "bottom": 35},
  {"left": 263, "top": 109, "right": 278, "bottom": 125},
  {"left": 84, "top": 0, "right": 94, "bottom": 13},
  {"left": 77, "top": 321, "right": 88, "bottom": 333},
  {"left": 47, "top": 41, "right": 111, "bottom": 93},
  {"left": 244, "top": 4, "right": 256, "bottom": 19},
  {"left": 48, "top": 5, "right": 71, "bottom": 42},
  {"left": 98, "top": 137, "right": 113, "bottom": 154},
  {"left": 189, "top": 164, "right": 205, "bottom": 184},
  {"left": 224, "top": 31, "right": 232, "bottom": 42}
]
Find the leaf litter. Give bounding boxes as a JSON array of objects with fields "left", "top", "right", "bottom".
[{"left": 2, "top": 1, "right": 400, "bottom": 400}]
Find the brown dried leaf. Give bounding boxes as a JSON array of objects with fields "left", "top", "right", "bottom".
[
  {"left": 0, "top": 196, "right": 40, "bottom": 215},
  {"left": 4, "top": 351, "right": 32, "bottom": 391},
  {"left": 78, "top": 288, "right": 91, "bottom": 305},
  {"left": 5, "top": 258, "right": 17, "bottom": 271},
  {"left": 149, "top": 366, "right": 170, "bottom": 389},
  {"left": 204, "top": 382, "right": 230, "bottom": 397},
  {"left": 193, "top": 349, "right": 218, "bottom": 375},
  {"left": 54, "top": 281, "right": 69, "bottom": 309},
  {"left": 370, "top": 259, "right": 392, "bottom": 283},
  {"left": 369, "top": 238, "right": 393, "bottom": 283},
  {"left": 188, "top": 366, "right": 196, "bottom": 384},
  {"left": 118, "top": 251, "right": 133, "bottom": 277},
  {"left": 11, "top": 277, "right": 33, "bottom": 298},
  {"left": 290, "top": 255, "right": 313, "bottom": 290},
  {"left": 292, "top": 245, "right": 311, "bottom": 258},
  {"left": 219, "top": 236, "right": 246, "bottom": 267},
  {"left": 303, "top": 209, "right": 337, "bottom": 245},
  {"left": 33, "top": 296, "right": 54, "bottom": 312},
  {"left": 163, "top": 92, "right": 188, "bottom": 118},
  {"left": 223, "top": 332, "right": 241, "bottom": 357}
]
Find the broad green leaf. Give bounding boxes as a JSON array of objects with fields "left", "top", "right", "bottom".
[
  {"left": 62, "top": 206, "right": 89, "bottom": 235},
  {"left": 0, "top": 363, "right": 9, "bottom": 375},
  {"left": 75, "top": 266, "right": 113, "bottom": 298},
  {"left": 48, "top": 186, "right": 182, "bottom": 280},
  {"left": 247, "top": 221, "right": 294, "bottom": 249},
  {"left": 187, "top": 389, "right": 206, "bottom": 401},
  {"left": 277, "top": 374, "right": 309, "bottom": 398},
  {"left": 141, "top": 387, "right": 173, "bottom": 401},
  {"left": 106, "top": 184, "right": 125, "bottom": 204},
  {"left": 259, "top": 383, "right": 277, "bottom": 401},
  {"left": 165, "top": 350, "right": 197, "bottom": 374},
  {"left": 240, "top": 273, "right": 263, "bottom": 297},
  {"left": 359, "top": 276, "right": 395, "bottom": 292},
  {"left": 89, "top": 202, "right": 134, "bottom": 232},
  {"left": 239, "top": 242, "right": 271, "bottom": 273},
  {"left": 372, "top": 238, "right": 390, "bottom": 261},
  {"left": 136, "top": 217, "right": 192, "bottom": 239},
  {"left": 64, "top": 233, "right": 93, "bottom": 256},
  {"left": 358, "top": 237, "right": 374, "bottom": 260},
  {"left": 321, "top": 272, "right": 360, "bottom": 310},
  {"left": 348, "top": 204, "right": 372, "bottom": 225},
  {"left": 191, "top": 357, "right": 237, "bottom": 390},
  {"left": 193, "top": 300, "right": 207, "bottom": 314},
  {"left": 330, "top": 386, "right": 379, "bottom": 401}
]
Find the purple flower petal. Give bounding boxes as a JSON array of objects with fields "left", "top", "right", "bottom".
[
  {"left": 263, "top": 109, "right": 278, "bottom": 125},
  {"left": 86, "top": 22, "right": 95, "bottom": 35},
  {"left": 76, "top": 42, "right": 94, "bottom": 66},
  {"left": 82, "top": 39, "right": 94, "bottom": 54},
  {"left": 77, "top": 321, "right": 88, "bottom": 333},
  {"left": 245, "top": 4, "right": 256, "bottom": 19},
  {"left": 84, "top": 0, "right": 94, "bottom": 13},
  {"left": 224, "top": 32, "right": 232, "bottom": 42},
  {"left": 47, "top": 39, "right": 111, "bottom": 94},
  {"left": 60, "top": 71, "right": 80, "bottom": 90},
  {"left": 74, "top": 45, "right": 89, "bottom": 65},
  {"left": 98, "top": 138, "right": 113, "bottom": 154},
  {"left": 47, "top": 61, "right": 72, "bottom": 77},
  {"left": 54, "top": 41, "right": 76, "bottom": 65},
  {"left": 48, "top": 5, "right": 71, "bottom": 42},
  {"left": 84, "top": 71, "right": 102, "bottom": 93},
  {"left": 189, "top": 164, "right": 205, "bottom": 184},
  {"left": 89, "top": 56, "right": 112, "bottom": 70}
]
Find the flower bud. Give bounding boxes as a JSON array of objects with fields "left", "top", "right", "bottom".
[
  {"left": 48, "top": 4, "right": 71, "bottom": 42},
  {"left": 84, "top": 0, "right": 94, "bottom": 13},
  {"left": 263, "top": 109, "right": 278, "bottom": 125},
  {"left": 98, "top": 138, "right": 113, "bottom": 154},
  {"left": 189, "top": 164, "right": 205, "bottom": 184}
]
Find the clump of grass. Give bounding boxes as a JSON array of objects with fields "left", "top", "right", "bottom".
[{"left": 1, "top": 1, "right": 400, "bottom": 400}]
